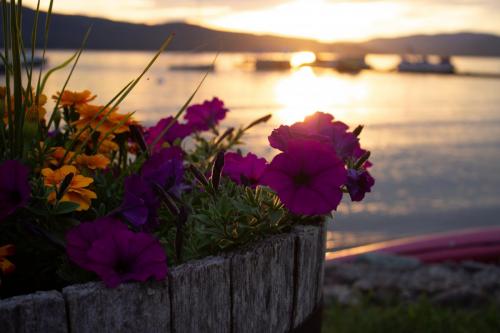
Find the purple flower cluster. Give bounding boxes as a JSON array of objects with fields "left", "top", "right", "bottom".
[
  {"left": 145, "top": 116, "right": 192, "bottom": 153},
  {"left": 262, "top": 112, "right": 374, "bottom": 215},
  {"left": 0, "top": 160, "right": 30, "bottom": 221},
  {"left": 66, "top": 217, "right": 167, "bottom": 288},
  {"left": 144, "top": 98, "right": 228, "bottom": 153},
  {"left": 185, "top": 97, "right": 228, "bottom": 131},
  {"left": 269, "top": 112, "right": 367, "bottom": 162},
  {"left": 223, "top": 152, "right": 267, "bottom": 188},
  {"left": 261, "top": 140, "right": 347, "bottom": 215},
  {"left": 120, "top": 147, "right": 184, "bottom": 229}
]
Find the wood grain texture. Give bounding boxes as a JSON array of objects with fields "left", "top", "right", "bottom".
[
  {"left": 230, "top": 233, "right": 296, "bottom": 333},
  {"left": 1, "top": 223, "right": 326, "bottom": 332},
  {"left": 63, "top": 281, "right": 170, "bottom": 333},
  {"left": 0, "top": 291, "right": 67, "bottom": 333},
  {"left": 292, "top": 222, "right": 326, "bottom": 328},
  {"left": 170, "top": 256, "right": 231, "bottom": 333}
]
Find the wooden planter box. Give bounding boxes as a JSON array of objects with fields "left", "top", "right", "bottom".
[{"left": 0, "top": 223, "right": 326, "bottom": 333}]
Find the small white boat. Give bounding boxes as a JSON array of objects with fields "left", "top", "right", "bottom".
[{"left": 397, "top": 55, "right": 455, "bottom": 74}]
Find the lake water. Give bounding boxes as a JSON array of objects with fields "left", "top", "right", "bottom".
[{"left": 5, "top": 50, "right": 500, "bottom": 250}]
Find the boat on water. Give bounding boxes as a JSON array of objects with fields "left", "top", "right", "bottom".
[
  {"left": 0, "top": 54, "right": 46, "bottom": 73},
  {"left": 397, "top": 55, "right": 455, "bottom": 74},
  {"left": 254, "top": 59, "right": 291, "bottom": 71},
  {"left": 169, "top": 64, "right": 215, "bottom": 72},
  {"left": 326, "top": 226, "right": 500, "bottom": 264},
  {"left": 313, "top": 55, "right": 371, "bottom": 73}
]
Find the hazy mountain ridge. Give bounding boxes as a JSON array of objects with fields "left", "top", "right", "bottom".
[{"left": 1, "top": 7, "right": 500, "bottom": 56}]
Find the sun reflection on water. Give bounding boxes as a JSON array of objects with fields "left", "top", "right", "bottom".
[{"left": 274, "top": 67, "right": 369, "bottom": 125}]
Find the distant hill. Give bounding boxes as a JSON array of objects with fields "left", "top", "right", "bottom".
[
  {"left": 0, "top": 6, "right": 361, "bottom": 53},
  {"left": 1, "top": 6, "right": 500, "bottom": 56},
  {"left": 360, "top": 33, "right": 500, "bottom": 57}
]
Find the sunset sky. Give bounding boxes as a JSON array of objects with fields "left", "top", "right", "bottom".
[{"left": 24, "top": 0, "right": 500, "bottom": 42}]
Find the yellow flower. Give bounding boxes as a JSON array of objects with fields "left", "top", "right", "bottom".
[
  {"left": 76, "top": 153, "right": 110, "bottom": 170},
  {"left": 42, "top": 166, "right": 97, "bottom": 211},
  {"left": 52, "top": 90, "right": 97, "bottom": 108},
  {"left": 0, "top": 244, "right": 15, "bottom": 275}
]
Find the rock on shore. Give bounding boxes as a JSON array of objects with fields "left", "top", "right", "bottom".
[{"left": 324, "top": 253, "right": 500, "bottom": 307}]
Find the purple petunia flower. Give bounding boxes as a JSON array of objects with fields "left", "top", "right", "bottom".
[
  {"left": 261, "top": 139, "right": 347, "bottom": 215},
  {"left": 0, "top": 160, "right": 31, "bottom": 221},
  {"left": 268, "top": 112, "right": 361, "bottom": 160},
  {"left": 223, "top": 152, "right": 267, "bottom": 188},
  {"left": 346, "top": 169, "right": 375, "bottom": 202},
  {"left": 145, "top": 116, "right": 192, "bottom": 153},
  {"left": 66, "top": 217, "right": 168, "bottom": 288},
  {"left": 66, "top": 217, "right": 128, "bottom": 271},
  {"left": 119, "top": 175, "right": 160, "bottom": 228},
  {"left": 87, "top": 229, "right": 168, "bottom": 288},
  {"left": 141, "top": 147, "right": 184, "bottom": 196},
  {"left": 184, "top": 97, "right": 228, "bottom": 131}
]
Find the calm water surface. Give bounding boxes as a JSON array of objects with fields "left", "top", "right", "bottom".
[{"left": 8, "top": 50, "right": 500, "bottom": 250}]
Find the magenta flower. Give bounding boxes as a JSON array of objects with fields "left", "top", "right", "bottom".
[
  {"left": 223, "top": 152, "right": 267, "bottom": 187},
  {"left": 346, "top": 169, "right": 375, "bottom": 202},
  {"left": 268, "top": 112, "right": 360, "bottom": 160},
  {"left": 261, "top": 140, "right": 347, "bottom": 215},
  {"left": 145, "top": 116, "right": 192, "bottom": 153},
  {"left": 141, "top": 147, "right": 184, "bottom": 195},
  {"left": 66, "top": 217, "right": 168, "bottom": 288},
  {"left": 184, "top": 97, "right": 228, "bottom": 131},
  {"left": 0, "top": 160, "right": 31, "bottom": 221}
]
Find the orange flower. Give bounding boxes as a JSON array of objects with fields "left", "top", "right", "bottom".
[
  {"left": 76, "top": 153, "right": 110, "bottom": 170},
  {"left": 108, "top": 112, "right": 137, "bottom": 134},
  {"left": 97, "top": 138, "right": 120, "bottom": 155},
  {"left": 0, "top": 244, "right": 15, "bottom": 275},
  {"left": 73, "top": 104, "right": 134, "bottom": 134},
  {"left": 71, "top": 129, "right": 119, "bottom": 155},
  {"left": 3, "top": 92, "right": 47, "bottom": 124},
  {"left": 53, "top": 90, "right": 96, "bottom": 108},
  {"left": 42, "top": 165, "right": 97, "bottom": 211},
  {"left": 73, "top": 104, "right": 119, "bottom": 134},
  {"left": 46, "top": 147, "right": 75, "bottom": 167},
  {"left": 0, "top": 86, "right": 6, "bottom": 99}
]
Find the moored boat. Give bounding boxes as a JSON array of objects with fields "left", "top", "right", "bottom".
[
  {"left": 0, "top": 54, "right": 46, "bottom": 73},
  {"left": 397, "top": 55, "right": 455, "bottom": 74},
  {"left": 169, "top": 64, "right": 215, "bottom": 72},
  {"left": 313, "top": 54, "right": 371, "bottom": 73}
]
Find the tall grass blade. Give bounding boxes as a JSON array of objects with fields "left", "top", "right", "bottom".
[{"left": 45, "top": 26, "right": 91, "bottom": 130}]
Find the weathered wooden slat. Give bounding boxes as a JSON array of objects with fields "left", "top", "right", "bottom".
[
  {"left": 170, "top": 256, "right": 231, "bottom": 333},
  {"left": 292, "top": 222, "right": 326, "bottom": 328},
  {"left": 230, "top": 233, "right": 296, "bottom": 333},
  {"left": 0, "top": 290, "right": 67, "bottom": 333},
  {"left": 1, "top": 224, "right": 326, "bottom": 332},
  {"left": 63, "top": 281, "right": 170, "bottom": 333}
]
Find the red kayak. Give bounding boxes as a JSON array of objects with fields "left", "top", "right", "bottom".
[{"left": 325, "top": 226, "right": 500, "bottom": 263}]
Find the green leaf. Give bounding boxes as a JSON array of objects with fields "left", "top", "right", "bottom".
[{"left": 52, "top": 201, "right": 80, "bottom": 215}]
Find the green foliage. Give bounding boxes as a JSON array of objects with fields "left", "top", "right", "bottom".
[
  {"left": 322, "top": 299, "right": 500, "bottom": 333},
  {"left": 157, "top": 179, "right": 291, "bottom": 265}
]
